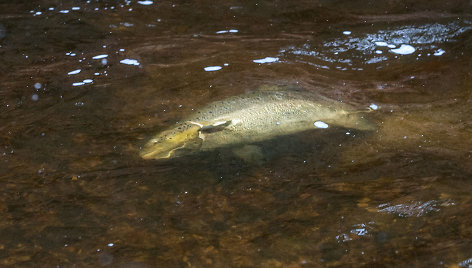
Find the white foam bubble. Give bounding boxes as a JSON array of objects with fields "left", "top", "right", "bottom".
[
  {"left": 390, "top": 44, "right": 416, "bottom": 55},
  {"left": 253, "top": 57, "right": 279, "bottom": 64},
  {"left": 229, "top": 29, "right": 238, "bottom": 33},
  {"left": 92, "top": 54, "right": 108, "bottom": 59},
  {"left": 72, "top": 82, "right": 85, "bottom": 86},
  {"left": 120, "top": 59, "right": 140, "bottom": 66},
  {"left": 216, "top": 30, "right": 228, "bottom": 34},
  {"left": 387, "top": 44, "right": 396, "bottom": 48},
  {"left": 137, "top": 1, "right": 153, "bottom": 5},
  {"left": 31, "top": 94, "right": 39, "bottom": 101},
  {"left": 369, "top": 103, "right": 379, "bottom": 110},
  {"left": 375, "top": 41, "right": 388, "bottom": 47},
  {"left": 121, "top": 22, "right": 134, "bottom": 27},
  {"left": 34, "top": 83, "right": 42, "bottom": 90},
  {"left": 314, "top": 121, "right": 329, "bottom": 128},
  {"left": 71, "top": 7, "right": 80, "bottom": 10},
  {"left": 68, "top": 69, "right": 81, "bottom": 75},
  {"left": 343, "top": 31, "right": 352, "bottom": 35},
  {"left": 59, "top": 10, "right": 70, "bottom": 14},
  {"left": 433, "top": 49, "right": 445, "bottom": 56},
  {"left": 204, "top": 66, "right": 222, "bottom": 71},
  {"left": 375, "top": 50, "right": 383, "bottom": 54},
  {"left": 83, "top": 79, "right": 93, "bottom": 84}
]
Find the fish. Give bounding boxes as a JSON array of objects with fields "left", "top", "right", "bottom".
[{"left": 140, "top": 86, "right": 375, "bottom": 160}]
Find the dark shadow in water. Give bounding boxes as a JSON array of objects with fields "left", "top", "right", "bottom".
[{"left": 135, "top": 125, "right": 375, "bottom": 192}]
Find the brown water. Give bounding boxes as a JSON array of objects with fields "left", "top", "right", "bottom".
[{"left": 1, "top": 0, "right": 472, "bottom": 267}]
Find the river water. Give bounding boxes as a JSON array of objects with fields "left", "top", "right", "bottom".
[{"left": 1, "top": 0, "right": 472, "bottom": 267}]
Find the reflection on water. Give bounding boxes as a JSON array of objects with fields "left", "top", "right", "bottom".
[
  {"left": 378, "top": 200, "right": 443, "bottom": 217},
  {"left": 1, "top": 0, "right": 472, "bottom": 266},
  {"left": 281, "top": 20, "right": 472, "bottom": 71}
]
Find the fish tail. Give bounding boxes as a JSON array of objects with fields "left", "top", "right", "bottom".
[{"left": 340, "top": 112, "right": 377, "bottom": 131}]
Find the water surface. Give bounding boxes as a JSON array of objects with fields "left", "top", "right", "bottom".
[{"left": 1, "top": 0, "right": 472, "bottom": 266}]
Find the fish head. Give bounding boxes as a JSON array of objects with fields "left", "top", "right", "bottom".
[{"left": 140, "top": 122, "right": 202, "bottom": 159}]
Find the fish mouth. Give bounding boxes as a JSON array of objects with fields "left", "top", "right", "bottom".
[
  {"left": 139, "top": 139, "right": 174, "bottom": 160},
  {"left": 139, "top": 144, "right": 197, "bottom": 160},
  {"left": 139, "top": 137, "right": 203, "bottom": 160}
]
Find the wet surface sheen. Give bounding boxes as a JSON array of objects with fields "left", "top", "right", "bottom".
[{"left": 1, "top": 0, "right": 472, "bottom": 267}]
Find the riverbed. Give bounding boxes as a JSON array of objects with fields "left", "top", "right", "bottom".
[{"left": 0, "top": 0, "right": 471, "bottom": 266}]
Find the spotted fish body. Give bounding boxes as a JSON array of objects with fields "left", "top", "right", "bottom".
[{"left": 140, "top": 87, "right": 375, "bottom": 159}]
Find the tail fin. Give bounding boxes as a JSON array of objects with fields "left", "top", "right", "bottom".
[{"left": 339, "top": 112, "right": 377, "bottom": 131}]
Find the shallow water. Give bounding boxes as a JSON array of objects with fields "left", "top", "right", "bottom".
[{"left": 1, "top": 0, "right": 472, "bottom": 267}]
